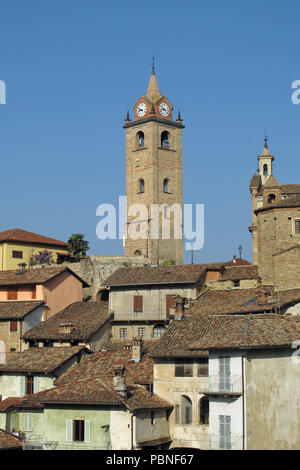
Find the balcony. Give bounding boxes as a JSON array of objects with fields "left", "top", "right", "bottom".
[
  {"left": 110, "top": 311, "right": 166, "bottom": 322},
  {"left": 199, "top": 375, "right": 243, "bottom": 396}
]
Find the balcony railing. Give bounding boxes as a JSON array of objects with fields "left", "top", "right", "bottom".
[{"left": 199, "top": 375, "right": 242, "bottom": 395}]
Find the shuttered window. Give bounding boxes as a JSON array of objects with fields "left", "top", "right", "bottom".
[
  {"left": 7, "top": 289, "right": 18, "bottom": 300},
  {"left": 26, "top": 376, "right": 34, "bottom": 395},
  {"left": 295, "top": 220, "right": 300, "bottom": 234},
  {"left": 24, "top": 413, "right": 33, "bottom": 431},
  {"left": 175, "top": 363, "right": 193, "bottom": 377},
  {"left": 219, "top": 357, "right": 231, "bottom": 391},
  {"left": 133, "top": 295, "right": 143, "bottom": 313},
  {"left": 219, "top": 415, "right": 231, "bottom": 449},
  {"left": 166, "top": 295, "right": 176, "bottom": 317},
  {"left": 10, "top": 321, "right": 18, "bottom": 332},
  {"left": 66, "top": 419, "right": 90, "bottom": 443}
]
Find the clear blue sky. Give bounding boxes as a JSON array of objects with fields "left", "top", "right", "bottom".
[{"left": 1, "top": 0, "right": 300, "bottom": 264}]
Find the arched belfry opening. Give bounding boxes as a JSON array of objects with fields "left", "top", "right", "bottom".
[{"left": 161, "top": 131, "right": 169, "bottom": 147}]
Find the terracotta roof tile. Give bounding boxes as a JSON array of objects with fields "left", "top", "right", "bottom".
[
  {"left": 104, "top": 263, "right": 225, "bottom": 287},
  {"left": 221, "top": 265, "right": 259, "bottom": 281},
  {"left": 189, "top": 315, "right": 300, "bottom": 350},
  {"left": 0, "top": 346, "right": 88, "bottom": 373},
  {"left": 150, "top": 316, "right": 235, "bottom": 359},
  {"left": 0, "top": 228, "right": 67, "bottom": 247},
  {"left": 0, "top": 301, "right": 44, "bottom": 320},
  {"left": 0, "top": 428, "right": 23, "bottom": 449},
  {"left": 22, "top": 301, "right": 109, "bottom": 342},
  {"left": 187, "top": 287, "right": 300, "bottom": 316},
  {"left": 0, "top": 266, "right": 88, "bottom": 287}
]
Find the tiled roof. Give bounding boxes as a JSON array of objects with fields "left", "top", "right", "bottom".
[
  {"left": 189, "top": 315, "right": 300, "bottom": 350},
  {"left": 150, "top": 315, "right": 235, "bottom": 359},
  {"left": 255, "top": 196, "right": 300, "bottom": 214},
  {"left": 224, "top": 258, "right": 251, "bottom": 267},
  {"left": 0, "top": 428, "right": 23, "bottom": 449},
  {"left": 14, "top": 377, "right": 172, "bottom": 412},
  {"left": 0, "top": 397, "right": 24, "bottom": 412},
  {"left": 103, "top": 263, "right": 225, "bottom": 287},
  {"left": 249, "top": 174, "right": 261, "bottom": 189},
  {"left": 221, "top": 265, "right": 259, "bottom": 281},
  {"left": 0, "top": 346, "right": 88, "bottom": 373},
  {"left": 186, "top": 287, "right": 300, "bottom": 316},
  {"left": 55, "top": 341, "right": 155, "bottom": 386},
  {"left": 22, "top": 301, "right": 109, "bottom": 342},
  {"left": 0, "top": 228, "right": 67, "bottom": 247},
  {"left": 0, "top": 266, "right": 89, "bottom": 287},
  {"left": 0, "top": 301, "right": 44, "bottom": 320},
  {"left": 280, "top": 184, "right": 300, "bottom": 195}
]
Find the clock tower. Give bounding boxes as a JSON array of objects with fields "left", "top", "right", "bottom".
[{"left": 123, "top": 65, "right": 184, "bottom": 264}]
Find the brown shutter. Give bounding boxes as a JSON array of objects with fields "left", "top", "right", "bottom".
[
  {"left": 10, "top": 321, "right": 18, "bottom": 332},
  {"left": 166, "top": 295, "right": 176, "bottom": 317},
  {"left": 134, "top": 295, "right": 143, "bottom": 312},
  {"left": 7, "top": 289, "right": 18, "bottom": 300}
]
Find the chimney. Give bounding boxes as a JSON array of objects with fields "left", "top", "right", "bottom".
[
  {"left": 59, "top": 322, "right": 74, "bottom": 335},
  {"left": 113, "top": 366, "right": 127, "bottom": 397},
  {"left": 132, "top": 337, "right": 143, "bottom": 363},
  {"left": 233, "top": 255, "right": 237, "bottom": 264},
  {"left": 174, "top": 296, "right": 185, "bottom": 320}
]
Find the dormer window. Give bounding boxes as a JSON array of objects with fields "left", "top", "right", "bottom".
[{"left": 161, "top": 131, "right": 169, "bottom": 147}]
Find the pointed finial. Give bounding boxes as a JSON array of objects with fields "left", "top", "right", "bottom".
[
  {"left": 125, "top": 110, "right": 131, "bottom": 122},
  {"left": 238, "top": 245, "right": 242, "bottom": 258},
  {"left": 177, "top": 109, "right": 182, "bottom": 122},
  {"left": 150, "top": 56, "right": 155, "bottom": 75}
]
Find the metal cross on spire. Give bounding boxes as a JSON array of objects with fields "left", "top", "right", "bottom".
[{"left": 150, "top": 56, "right": 155, "bottom": 74}]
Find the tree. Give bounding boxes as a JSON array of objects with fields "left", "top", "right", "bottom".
[{"left": 67, "top": 233, "right": 89, "bottom": 262}]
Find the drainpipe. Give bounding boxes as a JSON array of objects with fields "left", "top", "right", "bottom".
[
  {"left": 242, "top": 355, "right": 246, "bottom": 450},
  {"left": 131, "top": 413, "right": 135, "bottom": 450}
]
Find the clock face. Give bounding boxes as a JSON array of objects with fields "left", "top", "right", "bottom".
[
  {"left": 136, "top": 102, "right": 147, "bottom": 117},
  {"left": 159, "top": 102, "right": 170, "bottom": 117}
]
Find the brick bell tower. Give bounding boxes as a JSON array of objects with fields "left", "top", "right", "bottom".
[{"left": 123, "top": 63, "right": 184, "bottom": 264}]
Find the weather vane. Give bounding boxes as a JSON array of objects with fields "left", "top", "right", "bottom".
[{"left": 151, "top": 56, "right": 155, "bottom": 74}]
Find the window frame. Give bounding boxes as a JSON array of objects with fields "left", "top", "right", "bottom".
[{"left": 175, "top": 362, "right": 193, "bottom": 378}]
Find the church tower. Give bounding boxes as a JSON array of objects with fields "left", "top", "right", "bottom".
[{"left": 123, "top": 65, "right": 184, "bottom": 264}]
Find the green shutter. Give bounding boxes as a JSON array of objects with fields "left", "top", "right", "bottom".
[
  {"left": 20, "top": 376, "right": 25, "bottom": 396},
  {"left": 66, "top": 419, "right": 73, "bottom": 442},
  {"left": 84, "top": 420, "right": 90, "bottom": 443}
]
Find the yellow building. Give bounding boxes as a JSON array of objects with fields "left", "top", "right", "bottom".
[{"left": 0, "top": 228, "right": 68, "bottom": 270}]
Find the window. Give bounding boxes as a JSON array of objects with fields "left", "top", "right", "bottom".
[
  {"left": 219, "top": 415, "right": 231, "bottom": 450},
  {"left": 134, "top": 250, "right": 142, "bottom": 256},
  {"left": 263, "top": 164, "right": 268, "bottom": 176},
  {"left": 161, "top": 131, "right": 169, "bottom": 147},
  {"left": 219, "top": 356, "right": 231, "bottom": 391},
  {"left": 120, "top": 328, "right": 127, "bottom": 339},
  {"left": 73, "top": 419, "right": 85, "bottom": 442},
  {"left": 24, "top": 413, "right": 33, "bottom": 432},
  {"left": 12, "top": 250, "right": 23, "bottom": 259},
  {"left": 66, "top": 419, "right": 90, "bottom": 443},
  {"left": 150, "top": 412, "right": 155, "bottom": 425},
  {"left": 138, "top": 327, "right": 146, "bottom": 338},
  {"left": 199, "top": 397, "right": 209, "bottom": 425},
  {"left": 10, "top": 321, "right": 18, "bottom": 332},
  {"left": 138, "top": 179, "right": 145, "bottom": 193},
  {"left": 137, "top": 131, "right": 145, "bottom": 147},
  {"left": 153, "top": 325, "right": 166, "bottom": 339},
  {"left": 26, "top": 376, "right": 34, "bottom": 395},
  {"left": 175, "top": 362, "right": 193, "bottom": 377},
  {"left": 7, "top": 288, "right": 18, "bottom": 300},
  {"left": 233, "top": 280, "right": 240, "bottom": 288},
  {"left": 197, "top": 360, "right": 208, "bottom": 377},
  {"left": 163, "top": 178, "right": 170, "bottom": 193},
  {"left": 181, "top": 395, "right": 192, "bottom": 425},
  {"left": 30, "top": 286, "right": 36, "bottom": 299},
  {"left": 295, "top": 220, "right": 300, "bottom": 234},
  {"left": 134, "top": 295, "right": 143, "bottom": 313},
  {"left": 166, "top": 294, "right": 176, "bottom": 317},
  {"left": 267, "top": 193, "right": 276, "bottom": 205}
]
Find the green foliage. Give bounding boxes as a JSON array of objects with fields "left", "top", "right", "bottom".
[
  {"left": 161, "top": 260, "right": 176, "bottom": 265},
  {"left": 67, "top": 233, "right": 89, "bottom": 262}
]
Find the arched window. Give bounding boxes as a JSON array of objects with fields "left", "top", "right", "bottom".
[
  {"left": 138, "top": 179, "right": 145, "bottom": 193},
  {"left": 153, "top": 325, "right": 166, "bottom": 339},
  {"left": 137, "top": 131, "right": 145, "bottom": 148},
  {"left": 181, "top": 395, "right": 192, "bottom": 424},
  {"left": 267, "top": 193, "right": 276, "bottom": 205},
  {"left": 134, "top": 250, "right": 142, "bottom": 256},
  {"left": 163, "top": 178, "right": 170, "bottom": 193},
  {"left": 161, "top": 131, "right": 169, "bottom": 147},
  {"left": 199, "top": 397, "right": 209, "bottom": 425},
  {"left": 263, "top": 164, "right": 268, "bottom": 176}
]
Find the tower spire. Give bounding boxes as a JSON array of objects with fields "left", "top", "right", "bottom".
[{"left": 146, "top": 57, "right": 160, "bottom": 101}]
